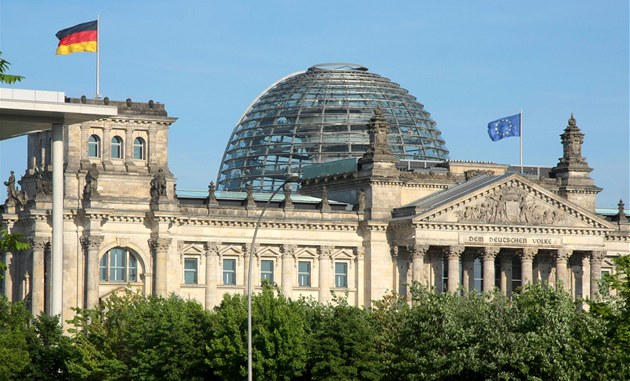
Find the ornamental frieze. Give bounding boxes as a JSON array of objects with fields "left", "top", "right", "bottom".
[{"left": 455, "top": 187, "right": 562, "bottom": 225}]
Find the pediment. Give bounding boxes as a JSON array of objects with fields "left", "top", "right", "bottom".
[{"left": 408, "top": 175, "right": 613, "bottom": 230}]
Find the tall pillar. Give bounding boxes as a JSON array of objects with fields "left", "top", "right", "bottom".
[
  {"left": 281, "top": 244, "right": 296, "bottom": 297},
  {"left": 3, "top": 253, "right": 13, "bottom": 301},
  {"left": 590, "top": 250, "right": 605, "bottom": 299},
  {"left": 444, "top": 246, "right": 464, "bottom": 293},
  {"left": 50, "top": 123, "right": 64, "bottom": 318},
  {"left": 149, "top": 238, "right": 172, "bottom": 296},
  {"left": 480, "top": 247, "right": 500, "bottom": 292},
  {"left": 30, "top": 237, "right": 49, "bottom": 316},
  {"left": 554, "top": 248, "right": 572, "bottom": 292},
  {"left": 124, "top": 128, "right": 134, "bottom": 166},
  {"left": 461, "top": 250, "right": 475, "bottom": 292},
  {"left": 407, "top": 244, "right": 429, "bottom": 286},
  {"left": 243, "top": 244, "right": 258, "bottom": 294},
  {"left": 204, "top": 242, "right": 219, "bottom": 309},
  {"left": 318, "top": 246, "right": 333, "bottom": 302},
  {"left": 581, "top": 253, "right": 590, "bottom": 299},
  {"left": 500, "top": 252, "right": 512, "bottom": 295},
  {"left": 81, "top": 235, "right": 104, "bottom": 309},
  {"left": 517, "top": 248, "right": 537, "bottom": 286},
  {"left": 354, "top": 247, "right": 365, "bottom": 307}
]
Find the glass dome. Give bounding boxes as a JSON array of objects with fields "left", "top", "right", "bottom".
[{"left": 217, "top": 63, "right": 449, "bottom": 192}]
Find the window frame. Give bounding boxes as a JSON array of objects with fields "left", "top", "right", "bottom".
[
  {"left": 297, "top": 260, "right": 311, "bottom": 287},
  {"left": 223, "top": 258, "right": 237, "bottom": 285},
  {"left": 334, "top": 261, "right": 348, "bottom": 288},
  {"left": 183, "top": 257, "right": 198, "bottom": 285},
  {"left": 88, "top": 134, "right": 101, "bottom": 158},
  {"left": 99, "top": 248, "right": 139, "bottom": 283},
  {"left": 133, "top": 137, "right": 146, "bottom": 160},
  {"left": 260, "top": 259, "right": 274, "bottom": 285},
  {"left": 111, "top": 135, "right": 123, "bottom": 159}
]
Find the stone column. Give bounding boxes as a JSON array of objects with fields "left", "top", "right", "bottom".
[
  {"left": 480, "top": 247, "right": 500, "bottom": 292},
  {"left": 30, "top": 237, "right": 49, "bottom": 316},
  {"left": 407, "top": 244, "right": 429, "bottom": 286},
  {"left": 500, "top": 252, "right": 512, "bottom": 295},
  {"left": 102, "top": 127, "right": 112, "bottom": 163},
  {"left": 580, "top": 253, "right": 590, "bottom": 299},
  {"left": 554, "top": 248, "right": 572, "bottom": 292},
  {"left": 318, "top": 246, "right": 333, "bottom": 303},
  {"left": 461, "top": 250, "right": 475, "bottom": 292},
  {"left": 243, "top": 244, "right": 258, "bottom": 293},
  {"left": 443, "top": 246, "right": 464, "bottom": 293},
  {"left": 354, "top": 247, "right": 364, "bottom": 307},
  {"left": 3, "top": 253, "right": 13, "bottom": 301},
  {"left": 125, "top": 128, "right": 134, "bottom": 166},
  {"left": 204, "top": 242, "right": 220, "bottom": 309},
  {"left": 517, "top": 248, "right": 537, "bottom": 286},
  {"left": 81, "top": 235, "right": 104, "bottom": 309},
  {"left": 281, "top": 244, "right": 296, "bottom": 297},
  {"left": 50, "top": 123, "right": 64, "bottom": 318},
  {"left": 149, "top": 238, "right": 172, "bottom": 296},
  {"left": 590, "top": 250, "right": 606, "bottom": 299}
]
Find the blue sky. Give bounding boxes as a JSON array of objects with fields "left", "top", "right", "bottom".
[{"left": 0, "top": 1, "right": 628, "bottom": 207}]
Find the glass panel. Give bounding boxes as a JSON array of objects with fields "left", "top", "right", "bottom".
[
  {"left": 184, "top": 258, "right": 197, "bottom": 284},
  {"left": 111, "top": 136, "right": 122, "bottom": 159},
  {"left": 335, "top": 262, "right": 348, "bottom": 288},
  {"left": 109, "top": 248, "right": 126, "bottom": 282},
  {"left": 223, "top": 259, "right": 236, "bottom": 285},
  {"left": 298, "top": 261, "right": 311, "bottom": 287},
  {"left": 261, "top": 259, "right": 274, "bottom": 284},
  {"left": 128, "top": 254, "right": 137, "bottom": 282},
  {"left": 133, "top": 138, "right": 145, "bottom": 160},
  {"left": 99, "top": 253, "right": 107, "bottom": 281},
  {"left": 88, "top": 135, "right": 100, "bottom": 158}
]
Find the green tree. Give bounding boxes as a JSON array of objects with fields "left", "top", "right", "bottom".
[
  {"left": 207, "top": 285, "right": 307, "bottom": 381},
  {"left": 67, "top": 290, "right": 213, "bottom": 380},
  {"left": 0, "top": 228, "right": 30, "bottom": 279},
  {"left": 0, "top": 297, "right": 31, "bottom": 380},
  {"left": 0, "top": 51, "right": 24, "bottom": 84}
]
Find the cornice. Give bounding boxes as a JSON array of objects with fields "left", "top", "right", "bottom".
[{"left": 412, "top": 222, "right": 609, "bottom": 236}]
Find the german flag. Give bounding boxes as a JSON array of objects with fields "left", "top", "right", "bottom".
[{"left": 55, "top": 20, "right": 97, "bottom": 55}]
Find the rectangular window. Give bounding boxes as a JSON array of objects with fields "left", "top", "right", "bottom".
[
  {"left": 223, "top": 259, "right": 236, "bottom": 285},
  {"left": 110, "top": 250, "right": 126, "bottom": 282},
  {"left": 298, "top": 261, "right": 311, "bottom": 287},
  {"left": 335, "top": 262, "right": 348, "bottom": 288},
  {"left": 184, "top": 258, "right": 198, "bottom": 284},
  {"left": 99, "top": 254, "right": 107, "bottom": 281},
  {"left": 261, "top": 259, "right": 274, "bottom": 284}
]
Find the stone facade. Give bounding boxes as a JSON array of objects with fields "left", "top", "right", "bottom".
[{"left": 1, "top": 100, "right": 628, "bottom": 324}]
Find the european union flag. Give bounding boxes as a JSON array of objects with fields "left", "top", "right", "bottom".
[{"left": 488, "top": 113, "right": 521, "bottom": 141}]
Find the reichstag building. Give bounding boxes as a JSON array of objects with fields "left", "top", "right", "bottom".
[{"left": 1, "top": 64, "right": 628, "bottom": 321}]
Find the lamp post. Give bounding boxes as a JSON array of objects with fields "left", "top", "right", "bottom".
[{"left": 247, "top": 173, "right": 300, "bottom": 381}]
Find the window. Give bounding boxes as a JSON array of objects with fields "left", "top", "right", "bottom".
[
  {"left": 223, "top": 259, "right": 236, "bottom": 285},
  {"left": 298, "top": 261, "right": 311, "bottom": 287},
  {"left": 100, "top": 248, "right": 139, "bottom": 282},
  {"left": 88, "top": 135, "right": 100, "bottom": 158},
  {"left": 335, "top": 261, "right": 348, "bottom": 288},
  {"left": 184, "top": 258, "right": 198, "bottom": 284},
  {"left": 111, "top": 136, "right": 123, "bottom": 159},
  {"left": 261, "top": 259, "right": 274, "bottom": 284},
  {"left": 133, "top": 137, "right": 146, "bottom": 160}
]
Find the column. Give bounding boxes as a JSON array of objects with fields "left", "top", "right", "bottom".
[
  {"left": 461, "top": 250, "right": 475, "bottom": 292},
  {"left": 281, "top": 245, "right": 296, "bottom": 297},
  {"left": 554, "top": 248, "right": 572, "bottom": 292},
  {"left": 244, "top": 243, "right": 258, "bottom": 294},
  {"left": 30, "top": 237, "right": 49, "bottom": 316},
  {"left": 517, "top": 248, "right": 537, "bottom": 286},
  {"left": 407, "top": 244, "right": 429, "bottom": 286},
  {"left": 3, "top": 253, "right": 13, "bottom": 301},
  {"left": 500, "top": 252, "right": 512, "bottom": 295},
  {"left": 318, "top": 246, "right": 333, "bottom": 303},
  {"left": 354, "top": 247, "right": 364, "bottom": 307},
  {"left": 124, "top": 128, "right": 134, "bottom": 166},
  {"left": 480, "top": 247, "right": 500, "bottom": 292},
  {"left": 102, "top": 127, "right": 112, "bottom": 164},
  {"left": 580, "top": 253, "right": 590, "bottom": 299},
  {"left": 590, "top": 250, "right": 605, "bottom": 299},
  {"left": 204, "top": 242, "right": 220, "bottom": 309},
  {"left": 443, "top": 246, "right": 464, "bottom": 293},
  {"left": 51, "top": 123, "right": 64, "bottom": 317},
  {"left": 81, "top": 235, "right": 104, "bottom": 308},
  {"left": 149, "top": 238, "right": 172, "bottom": 296}
]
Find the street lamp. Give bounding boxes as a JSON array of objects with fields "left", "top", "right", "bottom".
[{"left": 247, "top": 173, "right": 300, "bottom": 381}]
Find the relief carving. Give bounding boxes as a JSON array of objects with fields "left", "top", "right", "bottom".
[{"left": 456, "top": 187, "right": 562, "bottom": 225}]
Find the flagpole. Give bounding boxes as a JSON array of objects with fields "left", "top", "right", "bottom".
[
  {"left": 96, "top": 15, "right": 100, "bottom": 99},
  {"left": 520, "top": 108, "right": 523, "bottom": 174}
]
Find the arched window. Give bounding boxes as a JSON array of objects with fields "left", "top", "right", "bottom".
[
  {"left": 100, "top": 248, "right": 139, "bottom": 282},
  {"left": 111, "top": 136, "right": 123, "bottom": 159},
  {"left": 133, "top": 137, "right": 146, "bottom": 160},
  {"left": 88, "top": 135, "right": 101, "bottom": 158}
]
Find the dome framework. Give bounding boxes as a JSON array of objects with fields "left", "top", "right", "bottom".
[{"left": 217, "top": 63, "right": 449, "bottom": 192}]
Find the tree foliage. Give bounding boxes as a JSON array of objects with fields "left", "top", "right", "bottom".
[{"left": 0, "top": 51, "right": 24, "bottom": 84}]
